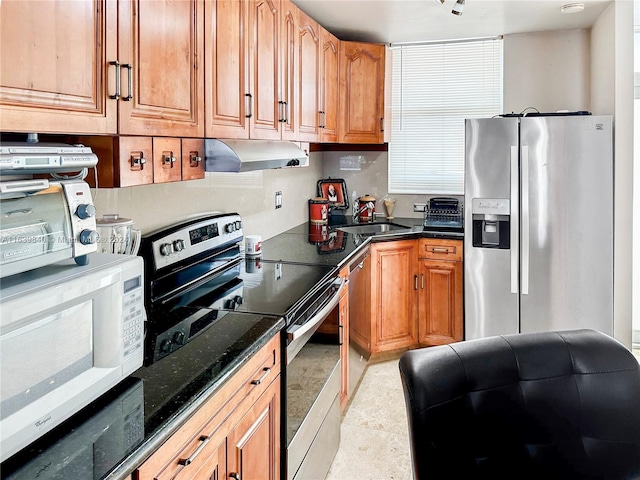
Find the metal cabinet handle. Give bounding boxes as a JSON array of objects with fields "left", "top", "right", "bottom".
[
  {"left": 190, "top": 153, "right": 202, "bottom": 167},
  {"left": 431, "top": 247, "right": 450, "bottom": 253},
  {"left": 414, "top": 275, "right": 418, "bottom": 290},
  {"left": 278, "top": 101, "right": 285, "bottom": 122},
  {"left": 130, "top": 152, "right": 147, "bottom": 170},
  {"left": 178, "top": 435, "right": 211, "bottom": 466},
  {"left": 250, "top": 367, "right": 271, "bottom": 385},
  {"left": 380, "top": 117, "right": 384, "bottom": 132},
  {"left": 339, "top": 324, "right": 344, "bottom": 346},
  {"left": 245, "top": 94, "right": 253, "bottom": 118},
  {"left": 230, "top": 473, "right": 241, "bottom": 480},
  {"left": 283, "top": 101, "right": 288, "bottom": 123},
  {"left": 122, "top": 63, "right": 133, "bottom": 101},
  {"left": 162, "top": 153, "right": 177, "bottom": 166},
  {"left": 421, "top": 274, "right": 424, "bottom": 289},
  {"left": 109, "top": 60, "right": 121, "bottom": 100}
]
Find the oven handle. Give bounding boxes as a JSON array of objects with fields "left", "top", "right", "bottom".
[{"left": 287, "top": 277, "right": 344, "bottom": 342}]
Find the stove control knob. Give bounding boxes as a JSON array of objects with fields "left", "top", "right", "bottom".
[
  {"left": 76, "top": 204, "right": 96, "bottom": 219},
  {"left": 160, "top": 339, "right": 172, "bottom": 353},
  {"left": 79, "top": 229, "right": 99, "bottom": 245},
  {"left": 234, "top": 295, "right": 243, "bottom": 305},
  {"left": 160, "top": 243, "right": 173, "bottom": 256},
  {"left": 225, "top": 223, "right": 236, "bottom": 233},
  {"left": 173, "top": 239, "right": 185, "bottom": 252},
  {"left": 234, "top": 220, "right": 242, "bottom": 230},
  {"left": 173, "top": 331, "right": 186, "bottom": 345}
]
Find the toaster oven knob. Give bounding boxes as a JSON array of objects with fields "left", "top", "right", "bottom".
[
  {"left": 173, "top": 239, "right": 185, "bottom": 252},
  {"left": 225, "top": 223, "right": 236, "bottom": 233},
  {"left": 76, "top": 204, "right": 96, "bottom": 220},
  {"left": 159, "top": 243, "right": 173, "bottom": 256},
  {"left": 79, "top": 229, "right": 99, "bottom": 245}
]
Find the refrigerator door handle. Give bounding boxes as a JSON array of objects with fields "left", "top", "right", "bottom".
[
  {"left": 521, "top": 145, "right": 530, "bottom": 295},
  {"left": 510, "top": 146, "right": 519, "bottom": 294}
]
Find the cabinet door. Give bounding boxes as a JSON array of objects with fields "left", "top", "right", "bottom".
[
  {"left": 227, "top": 376, "right": 281, "bottom": 480},
  {"left": 319, "top": 28, "right": 339, "bottom": 143},
  {"left": 297, "top": 11, "right": 320, "bottom": 142},
  {"left": 118, "top": 0, "right": 204, "bottom": 137},
  {"left": 339, "top": 41, "right": 386, "bottom": 144},
  {"left": 0, "top": 0, "right": 117, "bottom": 135},
  {"left": 249, "top": 0, "right": 282, "bottom": 140},
  {"left": 370, "top": 240, "right": 418, "bottom": 353},
  {"left": 205, "top": 0, "right": 250, "bottom": 138},
  {"left": 280, "top": 0, "right": 298, "bottom": 141},
  {"left": 419, "top": 259, "right": 463, "bottom": 346}
]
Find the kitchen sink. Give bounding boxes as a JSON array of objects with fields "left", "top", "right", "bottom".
[{"left": 337, "top": 222, "right": 412, "bottom": 235}]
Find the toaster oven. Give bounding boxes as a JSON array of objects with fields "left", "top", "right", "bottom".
[{"left": 0, "top": 178, "right": 98, "bottom": 278}]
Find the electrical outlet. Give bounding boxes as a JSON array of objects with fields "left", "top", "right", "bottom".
[
  {"left": 413, "top": 203, "right": 426, "bottom": 212},
  {"left": 275, "top": 191, "right": 282, "bottom": 209}
]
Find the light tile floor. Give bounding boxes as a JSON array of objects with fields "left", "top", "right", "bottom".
[{"left": 326, "top": 358, "right": 412, "bottom": 480}]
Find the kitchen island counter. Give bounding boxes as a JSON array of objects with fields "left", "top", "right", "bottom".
[{"left": 1, "top": 311, "right": 285, "bottom": 480}]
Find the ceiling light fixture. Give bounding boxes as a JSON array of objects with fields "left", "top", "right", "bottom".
[
  {"left": 451, "top": 0, "right": 464, "bottom": 16},
  {"left": 560, "top": 3, "right": 584, "bottom": 14}
]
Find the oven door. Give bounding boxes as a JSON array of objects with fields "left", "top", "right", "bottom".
[{"left": 285, "top": 277, "right": 343, "bottom": 480}]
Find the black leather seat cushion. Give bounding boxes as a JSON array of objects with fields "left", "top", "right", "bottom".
[{"left": 399, "top": 329, "right": 640, "bottom": 480}]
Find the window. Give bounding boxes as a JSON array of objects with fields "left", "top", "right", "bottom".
[{"left": 389, "top": 38, "right": 503, "bottom": 194}]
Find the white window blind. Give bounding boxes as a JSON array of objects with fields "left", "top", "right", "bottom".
[{"left": 389, "top": 38, "right": 503, "bottom": 194}]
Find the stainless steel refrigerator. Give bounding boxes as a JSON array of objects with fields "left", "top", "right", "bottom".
[{"left": 464, "top": 114, "right": 613, "bottom": 339}]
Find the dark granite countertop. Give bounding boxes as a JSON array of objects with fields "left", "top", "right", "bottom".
[
  {"left": 1, "top": 311, "right": 284, "bottom": 480},
  {"left": 259, "top": 216, "right": 463, "bottom": 268}
]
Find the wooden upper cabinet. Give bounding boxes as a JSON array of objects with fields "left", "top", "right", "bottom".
[
  {"left": 296, "top": 10, "right": 320, "bottom": 142},
  {"left": 319, "top": 28, "right": 339, "bottom": 143},
  {"left": 118, "top": 0, "right": 204, "bottom": 137},
  {"left": 280, "top": 0, "right": 298, "bottom": 141},
  {"left": 249, "top": 0, "right": 282, "bottom": 140},
  {"left": 0, "top": 0, "right": 117, "bottom": 135},
  {"left": 339, "top": 41, "right": 387, "bottom": 144},
  {"left": 206, "top": 0, "right": 250, "bottom": 138}
]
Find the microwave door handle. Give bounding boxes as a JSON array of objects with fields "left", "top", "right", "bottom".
[{"left": 287, "top": 278, "right": 344, "bottom": 342}]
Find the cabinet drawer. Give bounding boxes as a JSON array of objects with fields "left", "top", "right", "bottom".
[
  {"left": 135, "top": 335, "right": 280, "bottom": 479},
  {"left": 418, "top": 239, "right": 462, "bottom": 261}
]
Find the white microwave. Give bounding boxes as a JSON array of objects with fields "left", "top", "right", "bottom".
[{"left": 0, "top": 253, "right": 145, "bottom": 462}]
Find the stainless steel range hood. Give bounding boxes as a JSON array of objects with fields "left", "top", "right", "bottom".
[{"left": 204, "top": 139, "right": 308, "bottom": 173}]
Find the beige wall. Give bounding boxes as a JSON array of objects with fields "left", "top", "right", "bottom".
[
  {"left": 503, "top": 29, "right": 591, "bottom": 114},
  {"left": 591, "top": 1, "right": 636, "bottom": 347},
  {"left": 92, "top": 153, "right": 324, "bottom": 240}
]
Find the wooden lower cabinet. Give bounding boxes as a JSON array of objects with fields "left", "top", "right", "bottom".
[
  {"left": 134, "top": 336, "right": 280, "bottom": 480},
  {"left": 365, "top": 238, "right": 464, "bottom": 356},
  {"left": 370, "top": 240, "right": 419, "bottom": 353},
  {"left": 418, "top": 238, "right": 464, "bottom": 346}
]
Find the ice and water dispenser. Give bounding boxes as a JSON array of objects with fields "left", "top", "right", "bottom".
[{"left": 471, "top": 198, "right": 510, "bottom": 249}]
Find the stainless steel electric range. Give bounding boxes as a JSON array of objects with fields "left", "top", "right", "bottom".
[{"left": 139, "top": 213, "right": 344, "bottom": 480}]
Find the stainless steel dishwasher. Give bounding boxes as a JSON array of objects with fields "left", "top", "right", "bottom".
[{"left": 348, "top": 248, "right": 371, "bottom": 399}]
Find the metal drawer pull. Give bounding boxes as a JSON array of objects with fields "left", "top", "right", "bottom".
[
  {"left": 421, "top": 274, "right": 424, "bottom": 289},
  {"left": 230, "top": 473, "right": 241, "bottom": 480},
  {"left": 431, "top": 247, "right": 451, "bottom": 253},
  {"left": 190, "top": 153, "right": 202, "bottom": 167},
  {"left": 130, "top": 152, "right": 147, "bottom": 170},
  {"left": 414, "top": 275, "right": 418, "bottom": 290},
  {"left": 109, "top": 60, "right": 121, "bottom": 100},
  {"left": 122, "top": 63, "right": 133, "bottom": 101},
  {"left": 162, "top": 153, "right": 177, "bottom": 166},
  {"left": 251, "top": 367, "right": 271, "bottom": 385},
  {"left": 178, "top": 435, "right": 210, "bottom": 466}
]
